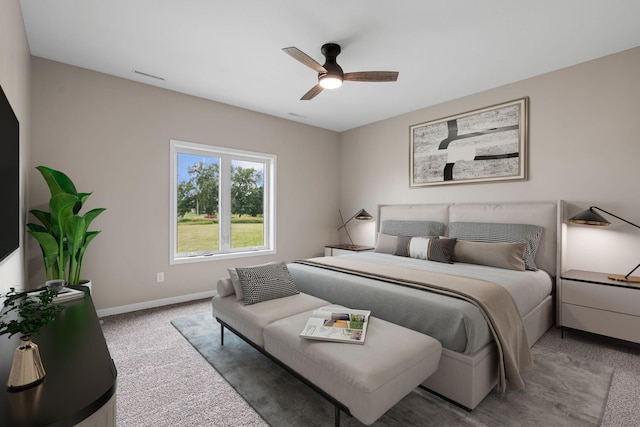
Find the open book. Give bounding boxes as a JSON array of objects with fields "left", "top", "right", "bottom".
[{"left": 299, "top": 307, "right": 371, "bottom": 344}]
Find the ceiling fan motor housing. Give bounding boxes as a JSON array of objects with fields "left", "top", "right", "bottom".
[{"left": 320, "top": 43, "right": 344, "bottom": 81}]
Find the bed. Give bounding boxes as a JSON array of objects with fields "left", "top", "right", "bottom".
[{"left": 288, "top": 201, "right": 563, "bottom": 409}]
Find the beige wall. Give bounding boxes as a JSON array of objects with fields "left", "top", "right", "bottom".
[
  {"left": 26, "top": 44, "right": 640, "bottom": 312},
  {"left": 341, "top": 47, "right": 640, "bottom": 276},
  {"left": 0, "top": 0, "right": 31, "bottom": 293},
  {"left": 29, "top": 58, "right": 341, "bottom": 311}
]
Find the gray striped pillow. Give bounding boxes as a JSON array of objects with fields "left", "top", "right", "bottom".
[
  {"left": 448, "top": 222, "right": 543, "bottom": 271},
  {"left": 236, "top": 261, "right": 299, "bottom": 305}
]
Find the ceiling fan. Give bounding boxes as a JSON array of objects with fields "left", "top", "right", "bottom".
[{"left": 282, "top": 43, "right": 399, "bottom": 100}]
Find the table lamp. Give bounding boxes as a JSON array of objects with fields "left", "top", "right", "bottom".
[
  {"left": 569, "top": 206, "right": 640, "bottom": 283},
  {"left": 337, "top": 208, "right": 373, "bottom": 248}
]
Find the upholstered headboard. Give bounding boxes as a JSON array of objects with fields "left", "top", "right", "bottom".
[{"left": 377, "top": 201, "right": 563, "bottom": 277}]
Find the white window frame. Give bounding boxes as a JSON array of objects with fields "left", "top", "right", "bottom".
[{"left": 170, "top": 139, "right": 276, "bottom": 264}]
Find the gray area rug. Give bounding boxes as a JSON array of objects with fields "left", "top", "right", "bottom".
[{"left": 171, "top": 312, "right": 613, "bottom": 427}]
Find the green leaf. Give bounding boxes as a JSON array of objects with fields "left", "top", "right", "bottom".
[
  {"left": 64, "top": 216, "right": 86, "bottom": 286},
  {"left": 83, "top": 208, "right": 106, "bottom": 229},
  {"left": 50, "top": 193, "right": 78, "bottom": 233},
  {"left": 64, "top": 216, "right": 86, "bottom": 251},
  {"left": 36, "top": 165, "right": 78, "bottom": 197},
  {"left": 0, "top": 288, "right": 64, "bottom": 338},
  {"left": 26, "top": 223, "right": 47, "bottom": 233},
  {"left": 71, "top": 230, "right": 101, "bottom": 285},
  {"left": 26, "top": 231, "right": 59, "bottom": 270},
  {"left": 29, "top": 209, "right": 52, "bottom": 230}
]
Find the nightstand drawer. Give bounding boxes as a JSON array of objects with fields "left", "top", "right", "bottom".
[
  {"left": 561, "top": 303, "right": 640, "bottom": 343},
  {"left": 562, "top": 279, "right": 640, "bottom": 317}
]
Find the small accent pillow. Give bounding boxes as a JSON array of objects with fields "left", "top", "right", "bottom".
[
  {"left": 236, "top": 261, "right": 299, "bottom": 305},
  {"left": 374, "top": 233, "right": 398, "bottom": 254},
  {"left": 394, "top": 235, "right": 413, "bottom": 257},
  {"left": 448, "top": 222, "right": 543, "bottom": 270},
  {"left": 428, "top": 238, "right": 457, "bottom": 264},
  {"left": 228, "top": 268, "right": 244, "bottom": 301},
  {"left": 216, "top": 278, "right": 235, "bottom": 297},
  {"left": 453, "top": 240, "right": 527, "bottom": 271},
  {"left": 409, "top": 237, "right": 434, "bottom": 260}
]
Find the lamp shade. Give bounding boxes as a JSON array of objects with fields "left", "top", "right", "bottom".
[
  {"left": 354, "top": 209, "right": 373, "bottom": 220},
  {"left": 568, "top": 205, "right": 640, "bottom": 283},
  {"left": 569, "top": 208, "right": 610, "bottom": 226}
]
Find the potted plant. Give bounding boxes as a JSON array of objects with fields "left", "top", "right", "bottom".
[
  {"left": 0, "top": 287, "right": 64, "bottom": 390},
  {"left": 27, "top": 166, "right": 106, "bottom": 288}
]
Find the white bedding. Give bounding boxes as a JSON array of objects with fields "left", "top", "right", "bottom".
[
  {"left": 346, "top": 252, "right": 553, "bottom": 316},
  {"left": 290, "top": 251, "right": 552, "bottom": 353}
]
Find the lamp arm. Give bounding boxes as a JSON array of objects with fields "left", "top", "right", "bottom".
[
  {"left": 337, "top": 210, "right": 358, "bottom": 232},
  {"left": 623, "top": 263, "right": 640, "bottom": 280},
  {"left": 592, "top": 206, "right": 640, "bottom": 230},
  {"left": 337, "top": 209, "right": 355, "bottom": 246}
]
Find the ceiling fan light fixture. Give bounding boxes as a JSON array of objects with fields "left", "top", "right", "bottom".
[
  {"left": 283, "top": 43, "right": 398, "bottom": 100},
  {"left": 319, "top": 74, "right": 343, "bottom": 89}
]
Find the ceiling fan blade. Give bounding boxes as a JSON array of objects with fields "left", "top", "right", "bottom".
[
  {"left": 301, "top": 84, "right": 324, "bottom": 100},
  {"left": 343, "top": 71, "right": 399, "bottom": 82},
  {"left": 282, "top": 47, "right": 326, "bottom": 74}
]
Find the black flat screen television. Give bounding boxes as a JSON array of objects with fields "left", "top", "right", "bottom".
[{"left": 0, "top": 85, "right": 19, "bottom": 263}]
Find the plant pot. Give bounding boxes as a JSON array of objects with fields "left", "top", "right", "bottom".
[
  {"left": 78, "top": 279, "right": 92, "bottom": 294},
  {"left": 6, "top": 336, "right": 46, "bottom": 391}
]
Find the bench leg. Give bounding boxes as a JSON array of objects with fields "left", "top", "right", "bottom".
[{"left": 216, "top": 317, "right": 349, "bottom": 426}]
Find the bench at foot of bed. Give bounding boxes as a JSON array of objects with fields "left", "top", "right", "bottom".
[{"left": 212, "top": 280, "right": 442, "bottom": 426}]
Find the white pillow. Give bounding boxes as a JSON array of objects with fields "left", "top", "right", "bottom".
[
  {"left": 228, "top": 268, "right": 243, "bottom": 301},
  {"left": 216, "top": 278, "right": 235, "bottom": 297},
  {"left": 409, "top": 237, "right": 434, "bottom": 260}
]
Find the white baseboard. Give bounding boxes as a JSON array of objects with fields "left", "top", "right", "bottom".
[{"left": 96, "top": 290, "right": 215, "bottom": 318}]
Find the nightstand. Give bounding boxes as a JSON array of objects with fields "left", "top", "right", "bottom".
[
  {"left": 559, "top": 269, "right": 640, "bottom": 343},
  {"left": 324, "top": 244, "right": 375, "bottom": 256}
]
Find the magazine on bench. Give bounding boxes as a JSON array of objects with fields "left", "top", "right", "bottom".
[{"left": 299, "top": 307, "right": 371, "bottom": 344}]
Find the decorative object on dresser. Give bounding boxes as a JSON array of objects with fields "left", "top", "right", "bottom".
[
  {"left": 337, "top": 208, "right": 373, "bottom": 248},
  {"left": 569, "top": 206, "right": 640, "bottom": 283},
  {"left": 410, "top": 97, "right": 528, "bottom": 187},
  {"left": 0, "top": 287, "right": 63, "bottom": 390},
  {"left": 27, "top": 166, "right": 106, "bottom": 290}
]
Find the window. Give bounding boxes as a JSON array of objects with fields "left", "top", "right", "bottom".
[{"left": 170, "top": 140, "right": 276, "bottom": 264}]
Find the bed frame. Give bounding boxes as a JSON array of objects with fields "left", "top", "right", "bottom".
[{"left": 372, "top": 200, "right": 563, "bottom": 409}]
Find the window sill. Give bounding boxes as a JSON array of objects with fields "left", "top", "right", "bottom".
[{"left": 170, "top": 248, "right": 276, "bottom": 265}]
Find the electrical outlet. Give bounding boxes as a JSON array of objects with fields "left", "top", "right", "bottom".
[{"left": 157, "top": 272, "right": 164, "bottom": 283}]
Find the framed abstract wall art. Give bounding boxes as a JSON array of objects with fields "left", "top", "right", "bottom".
[{"left": 410, "top": 97, "right": 528, "bottom": 187}]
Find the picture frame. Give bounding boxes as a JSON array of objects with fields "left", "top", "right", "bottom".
[{"left": 410, "top": 97, "right": 528, "bottom": 187}]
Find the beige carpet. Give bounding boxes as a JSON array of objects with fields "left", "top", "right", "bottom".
[
  {"left": 101, "top": 300, "right": 267, "bottom": 426},
  {"left": 172, "top": 312, "right": 613, "bottom": 426},
  {"left": 101, "top": 298, "right": 640, "bottom": 426}
]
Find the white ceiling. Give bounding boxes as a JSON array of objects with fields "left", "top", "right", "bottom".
[{"left": 19, "top": 0, "right": 640, "bottom": 132}]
